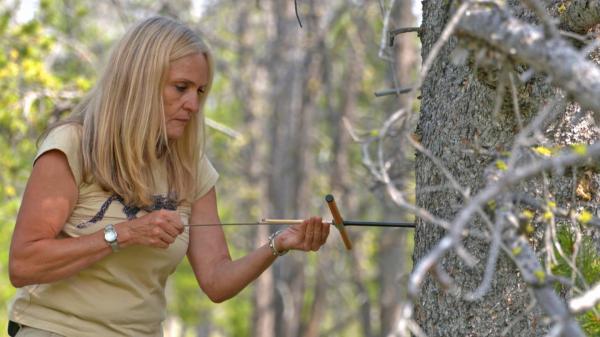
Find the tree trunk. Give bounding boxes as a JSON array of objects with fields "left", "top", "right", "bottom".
[
  {"left": 264, "top": 2, "right": 315, "bottom": 336},
  {"left": 413, "top": 2, "right": 555, "bottom": 336},
  {"left": 413, "top": 0, "right": 600, "bottom": 334}
]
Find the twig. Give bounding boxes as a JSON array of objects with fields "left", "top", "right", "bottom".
[
  {"left": 457, "top": 6, "right": 600, "bottom": 120},
  {"left": 581, "top": 37, "right": 600, "bottom": 57},
  {"left": 505, "top": 231, "right": 586, "bottom": 336},
  {"left": 569, "top": 282, "right": 600, "bottom": 314},
  {"left": 205, "top": 118, "right": 244, "bottom": 140},
  {"left": 463, "top": 205, "right": 503, "bottom": 301},
  {"left": 508, "top": 71, "right": 523, "bottom": 131},
  {"left": 294, "top": 0, "right": 302, "bottom": 28},
  {"left": 389, "top": 27, "right": 420, "bottom": 46},
  {"left": 514, "top": 193, "right": 600, "bottom": 229},
  {"left": 343, "top": 112, "right": 450, "bottom": 230},
  {"left": 410, "top": 141, "right": 600, "bottom": 299},
  {"left": 378, "top": 0, "right": 398, "bottom": 60},
  {"left": 521, "top": 0, "right": 560, "bottom": 38},
  {"left": 374, "top": 86, "right": 414, "bottom": 97}
]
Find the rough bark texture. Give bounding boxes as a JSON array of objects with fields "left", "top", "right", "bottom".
[
  {"left": 414, "top": 2, "right": 545, "bottom": 336},
  {"left": 414, "top": 1, "right": 600, "bottom": 336}
]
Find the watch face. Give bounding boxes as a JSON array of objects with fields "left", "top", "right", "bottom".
[{"left": 105, "top": 228, "right": 117, "bottom": 242}]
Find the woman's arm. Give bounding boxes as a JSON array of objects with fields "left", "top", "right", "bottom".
[
  {"left": 9, "top": 150, "right": 184, "bottom": 287},
  {"left": 187, "top": 187, "right": 329, "bottom": 303}
]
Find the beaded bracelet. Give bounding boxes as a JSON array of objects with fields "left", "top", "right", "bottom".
[{"left": 268, "top": 230, "right": 288, "bottom": 256}]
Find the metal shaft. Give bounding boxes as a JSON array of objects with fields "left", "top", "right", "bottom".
[
  {"left": 184, "top": 219, "right": 415, "bottom": 228},
  {"left": 343, "top": 220, "right": 415, "bottom": 228}
]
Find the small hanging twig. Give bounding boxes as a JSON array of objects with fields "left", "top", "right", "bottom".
[
  {"left": 374, "top": 86, "right": 414, "bottom": 97},
  {"left": 295, "top": 0, "right": 303, "bottom": 28},
  {"left": 388, "top": 27, "right": 421, "bottom": 46}
]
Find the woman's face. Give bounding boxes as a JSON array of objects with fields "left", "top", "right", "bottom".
[{"left": 162, "top": 53, "right": 209, "bottom": 140}]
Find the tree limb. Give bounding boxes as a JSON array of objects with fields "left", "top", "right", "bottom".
[
  {"left": 569, "top": 282, "right": 600, "bottom": 314},
  {"left": 505, "top": 230, "right": 586, "bottom": 337},
  {"left": 457, "top": 6, "right": 600, "bottom": 120}
]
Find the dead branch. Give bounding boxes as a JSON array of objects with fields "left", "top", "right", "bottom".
[{"left": 457, "top": 5, "right": 600, "bottom": 121}]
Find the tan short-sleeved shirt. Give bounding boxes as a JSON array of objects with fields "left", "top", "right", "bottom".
[{"left": 9, "top": 124, "right": 219, "bottom": 337}]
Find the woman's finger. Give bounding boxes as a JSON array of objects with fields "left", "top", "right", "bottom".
[
  {"left": 304, "top": 217, "right": 315, "bottom": 250},
  {"left": 153, "top": 226, "right": 175, "bottom": 246},
  {"left": 161, "top": 219, "right": 182, "bottom": 238},
  {"left": 311, "top": 217, "right": 322, "bottom": 251}
]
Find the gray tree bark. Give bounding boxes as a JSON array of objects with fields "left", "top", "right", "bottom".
[{"left": 413, "top": 1, "right": 600, "bottom": 336}]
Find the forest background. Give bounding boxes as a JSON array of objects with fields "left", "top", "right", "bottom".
[
  {"left": 3, "top": 0, "right": 600, "bottom": 336},
  {"left": 0, "top": 1, "right": 420, "bottom": 336}
]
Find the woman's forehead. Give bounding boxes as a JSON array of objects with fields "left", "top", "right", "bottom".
[{"left": 167, "top": 53, "right": 209, "bottom": 85}]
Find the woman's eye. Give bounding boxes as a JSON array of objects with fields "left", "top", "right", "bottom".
[{"left": 175, "top": 85, "right": 187, "bottom": 92}]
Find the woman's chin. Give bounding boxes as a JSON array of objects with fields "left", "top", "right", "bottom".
[{"left": 166, "top": 129, "right": 185, "bottom": 140}]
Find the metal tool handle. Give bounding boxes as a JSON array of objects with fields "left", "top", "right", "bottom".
[{"left": 325, "top": 194, "right": 353, "bottom": 250}]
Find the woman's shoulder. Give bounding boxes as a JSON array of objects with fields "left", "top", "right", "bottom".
[
  {"left": 44, "top": 123, "right": 83, "bottom": 141},
  {"left": 36, "top": 122, "right": 84, "bottom": 185},
  {"left": 39, "top": 122, "right": 83, "bottom": 153}
]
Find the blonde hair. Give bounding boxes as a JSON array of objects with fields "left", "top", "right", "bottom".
[{"left": 49, "top": 16, "right": 214, "bottom": 207}]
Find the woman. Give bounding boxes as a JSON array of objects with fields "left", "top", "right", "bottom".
[{"left": 8, "top": 16, "right": 329, "bottom": 337}]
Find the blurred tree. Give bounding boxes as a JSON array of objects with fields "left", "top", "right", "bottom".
[{"left": 0, "top": 1, "right": 420, "bottom": 337}]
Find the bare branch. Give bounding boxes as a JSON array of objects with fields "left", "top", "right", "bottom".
[
  {"left": 457, "top": 6, "right": 600, "bottom": 120},
  {"left": 378, "top": 0, "right": 398, "bottom": 60},
  {"left": 205, "top": 118, "right": 244, "bottom": 140},
  {"left": 294, "top": 0, "right": 302, "bottom": 28},
  {"left": 506, "top": 231, "right": 586, "bottom": 337},
  {"left": 410, "top": 141, "right": 600, "bottom": 299},
  {"left": 388, "top": 27, "right": 420, "bottom": 47},
  {"left": 463, "top": 209, "right": 503, "bottom": 301},
  {"left": 521, "top": 0, "right": 560, "bottom": 38},
  {"left": 569, "top": 282, "right": 600, "bottom": 314},
  {"left": 374, "top": 86, "right": 414, "bottom": 97},
  {"left": 508, "top": 72, "right": 523, "bottom": 131}
]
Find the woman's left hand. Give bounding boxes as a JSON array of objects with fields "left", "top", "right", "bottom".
[{"left": 276, "top": 216, "right": 330, "bottom": 253}]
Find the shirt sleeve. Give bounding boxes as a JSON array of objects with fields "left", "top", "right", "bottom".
[
  {"left": 35, "top": 124, "right": 83, "bottom": 186},
  {"left": 194, "top": 154, "right": 219, "bottom": 200}
]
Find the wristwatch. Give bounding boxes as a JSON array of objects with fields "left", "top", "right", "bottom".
[{"left": 104, "top": 224, "right": 119, "bottom": 252}]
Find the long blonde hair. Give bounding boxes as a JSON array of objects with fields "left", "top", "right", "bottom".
[{"left": 49, "top": 16, "right": 214, "bottom": 207}]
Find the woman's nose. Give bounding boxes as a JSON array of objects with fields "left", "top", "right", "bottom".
[{"left": 183, "top": 94, "right": 199, "bottom": 113}]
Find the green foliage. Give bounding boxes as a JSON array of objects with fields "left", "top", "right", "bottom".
[
  {"left": 0, "top": 2, "right": 99, "bottom": 331},
  {"left": 0, "top": 1, "right": 418, "bottom": 336},
  {"left": 580, "top": 309, "right": 600, "bottom": 336},
  {"left": 0, "top": 7, "right": 66, "bottom": 330},
  {"left": 552, "top": 226, "right": 600, "bottom": 335}
]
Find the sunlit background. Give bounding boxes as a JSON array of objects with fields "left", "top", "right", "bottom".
[{"left": 0, "top": 0, "right": 421, "bottom": 336}]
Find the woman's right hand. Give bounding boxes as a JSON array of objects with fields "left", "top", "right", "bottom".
[{"left": 117, "top": 210, "right": 184, "bottom": 249}]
